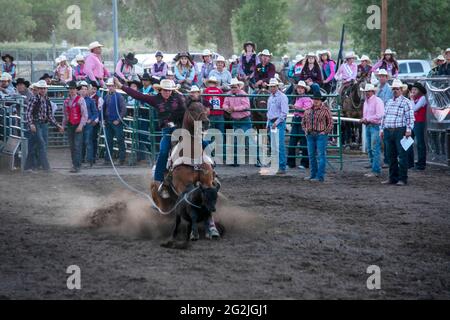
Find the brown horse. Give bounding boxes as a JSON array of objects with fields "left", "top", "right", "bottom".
[{"left": 150, "top": 103, "right": 219, "bottom": 213}]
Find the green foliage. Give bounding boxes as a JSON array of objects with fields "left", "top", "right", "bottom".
[{"left": 0, "top": 0, "right": 36, "bottom": 42}]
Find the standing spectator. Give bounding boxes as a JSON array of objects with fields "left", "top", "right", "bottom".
[
  {"left": 199, "top": 49, "right": 215, "bottom": 86},
  {"left": 73, "top": 55, "right": 87, "bottom": 81},
  {"left": 78, "top": 82, "right": 99, "bottom": 168},
  {"left": 254, "top": 49, "right": 276, "bottom": 89},
  {"left": 115, "top": 52, "right": 138, "bottom": 83},
  {"left": 288, "top": 81, "right": 312, "bottom": 170},
  {"left": 151, "top": 51, "right": 168, "bottom": 78},
  {"left": 372, "top": 49, "right": 399, "bottom": 79},
  {"left": 63, "top": 81, "right": 88, "bottom": 173},
  {"left": 174, "top": 52, "right": 195, "bottom": 89},
  {"left": 360, "top": 84, "right": 384, "bottom": 178},
  {"left": 376, "top": 69, "right": 394, "bottom": 168},
  {"left": 89, "top": 82, "right": 103, "bottom": 162},
  {"left": 25, "top": 80, "right": 64, "bottom": 172},
  {"left": 302, "top": 91, "right": 333, "bottom": 182},
  {"left": 223, "top": 78, "right": 260, "bottom": 167},
  {"left": 1, "top": 54, "right": 16, "bottom": 80},
  {"left": 267, "top": 78, "right": 289, "bottom": 175},
  {"left": 357, "top": 55, "right": 373, "bottom": 83},
  {"left": 407, "top": 82, "right": 428, "bottom": 171},
  {"left": 204, "top": 76, "right": 225, "bottom": 134},
  {"left": 0, "top": 72, "right": 16, "bottom": 97},
  {"left": 438, "top": 48, "right": 450, "bottom": 76},
  {"left": 103, "top": 78, "right": 127, "bottom": 166},
  {"left": 320, "top": 51, "right": 336, "bottom": 93},
  {"left": 85, "top": 41, "right": 110, "bottom": 87},
  {"left": 208, "top": 56, "right": 232, "bottom": 91},
  {"left": 380, "top": 79, "right": 414, "bottom": 186},
  {"left": 14, "top": 78, "right": 33, "bottom": 105},
  {"left": 228, "top": 55, "right": 240, "bottom": 79},
  {"left": 55, "top": 56, "right": 73, "bottom": 84},
  {"left": 239, "top": 41, "right": 260, "bottom": 87},
  {"left": 300, "top": 52, "right": 323, "bottom": 85}
]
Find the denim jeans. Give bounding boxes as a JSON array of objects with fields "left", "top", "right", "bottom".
[
  {"left": 25, "top": 123, "right": 50, "bottom": 171},
  {"left": 154, "top": 127, "right": 176, "bottom": 182},
  {"left": 306, "top": 133, "right": 328, "bottom": 181},
  {"left": 24, "top": 130, "right": 38, "bottom": 170},
  {"left": 384, "top": 127, "right": 408, "bottom": 183},
  {"left": 92, "top": 123, "right": 100, "bottom": 160},
  {"left": 83, "top": 123, "right": 95, "bottom": 164},
  {"left": 209, "top": 115, "right": 225, "bottom": 161},
  {"left": 67, "top": 124, "right": 84, "bottom": 169},
  {"left": 366, "top": 124, "right": 382, "bottom": 174},
  {"left": 288, "top": 117, "right": 309, "bottom": 168},
  {"left": 407, "top": 122, "right": 427, "bottom": 169},
  {"left": 105, "top": 122, "right": 126, "bottom": 162},
  {"left": 268, "top": 120, "right": 286, "bottom": 171},
  {"left": 232, "top": 117, "right": 258, "bottom": 165}
]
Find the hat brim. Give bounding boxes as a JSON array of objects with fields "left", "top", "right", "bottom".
[
  {"left": 2, "top": 55, "right": 14, "bottom": 62},
  {"left": 153, "top": 84, "right": 180, "bottom": 91},
  {"left": 296, "top": 84, "right": 310, "bottom": 90},
  {"left": 14, "top": 81, "right": 30, "bottom": 88},
  {"left": 411, "top": 84, "right": 427, "bottom": 95},
  {"left": 230, "top": 81, "right": 244, "bottom": 87}
]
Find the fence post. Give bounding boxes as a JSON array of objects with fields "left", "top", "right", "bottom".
[{"left": 129, "top": 101, "right": 138, "bottom": 166}]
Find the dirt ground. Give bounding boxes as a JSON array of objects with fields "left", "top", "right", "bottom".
[{"left": 0, "top": 149, "right": 449, "bottom": 300}]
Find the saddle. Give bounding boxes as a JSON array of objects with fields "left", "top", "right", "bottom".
[{"left": 167, "top": 142, "right": 214, "bottom": 171}]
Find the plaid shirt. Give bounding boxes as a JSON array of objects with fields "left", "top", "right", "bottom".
[
  {"left": 381, "top": 95, "right": 414, "bottom": 131},
  {"left": 26, "top": 94, "right": 59, "bottom": 127},
  {"left": 302, "top": 103, "right": 334, "bottom": 134}
]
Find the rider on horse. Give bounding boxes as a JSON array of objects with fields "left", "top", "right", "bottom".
[
  {"left": 357, "top": 55, "right": 373, "bottom": 83},
  {"left": 335, "top": 52, "right": 358, "bottom": 96}
]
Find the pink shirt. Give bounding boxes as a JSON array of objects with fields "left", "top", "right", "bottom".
[
  {"left": 293, "top": 97, "right": 313, "bottom": 117},
  {"left": 363, "top": 94, "right": 384, "bottom": 125},
  {"left": 223, "top": 90, "right": 251, "bottom": 120},
  {"left": 56, "top": 65, "right": 73, "bottom": 83},
  {"left": 85, "top": 53, "right": 110, "bottom": 84},
  {"left": 335, "top": 63, "right": 357, "bottom": 82},
  {"left": 115, "top": 59, "right": 135, "bottom": 81}
]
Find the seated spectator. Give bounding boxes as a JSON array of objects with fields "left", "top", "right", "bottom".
[
  {"left": 300, "top": 52, "right": 323, "bottom": 85},
  {"left": 208, "top": 56, "right": 232, "bottom": 91},
  {"left": 1, "top": 54, "right": 16, "bottom": 80},
  {"left": 438, "top": 48, "right": 450, "bottom": 76},
  {"left": 0, "top": 72, "right": 16, "bottom": 97},
  {"left": 73, "top": 55, "right": 87, "bottom": 81},
  {"left": 151, "top": 51, "right": 168, "bottom": 78},
  {"left": 55, "top": 56, "right": 73, "bottom": 84},
  {"left": 228, "top": 55, "right": 240, "bottom": 79},
  {"left": 199, "top": 49, "right": 215, "bottom": 86},
  {"left": 13, "top": 78, "right": 33, "bottom": 105},
  {"left": 115, "top": 52, "right": 138, "bottom": 83},
  {"left": 174, "top": 52, "right": 196, "bottom": 89}
]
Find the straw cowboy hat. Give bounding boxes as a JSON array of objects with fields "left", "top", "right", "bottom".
[
  {"left": 267, "top": 78, "right": 281, "bottom": 87},
  {"left": 360, "top": 55, "right": 372, "bottom": 63},
  {"left": 294, "top": 54, "right": 305, "bottom": 63},
  {"left": 205, "top": 76, "right": 219, "bottom": 85},
  {"left": 1, "top": 54, "right": 14, "bottom": 62},
  {"left": 189, "top": 85, "right": 201, "bottom": 93},
  {"left": 376, "top": 69, "right": 389, "bottom": 77},
  {"left": 306, "top": 52, "right": 318, "bottom": 58},
  {"left": 75, "top": 54, "right": 85, "bottom": 62},
  {"left": 0, "top": 73, "right": 13, "bottom": 82},
  {"left": 282, "top": 55, "right": 290, "bottom": 60},
  {"left": 228, "top": 54, "right": 238, "bottom": 62},
  {"left": 435, "top": 55, "right": 446, "bottom": 62},
  {"left": 258, "top": 49, "right": 273, "bottom": 57},
  {"left": 295, "top": 81, "right": 310, "bottom": 90},
  {"left": 230, "top": 78, "right": 244, "bottom": 87},
  {"left": 215, "top": 56, "right": 226, "bottom": 63},
  {"left": 390, "top": 79, "right": 408, "bottom": 90},
  {"left": 320, "top": 50, "right": 332, "bottom": 58},
  {"left": 202, "top": 49, "right": 213, "bottom": 57},
  {"left": 345, "top": 52, "right": 357, "bottom": 60},
  {"left": 105, "top": 78, "right": 115, "bottom": 86},
  {"left": 445, "top": 48, "right": 450, "bottom": 54},
  {"left": 383, "top": 49, "right": 396, "bottom": 56},
  {"left": 77, "top": 81, "right": 90, "bottom": 90},
  {"left": 360, "top": 83, "right": 377, "bottom": 92},
  {"left": 153, "top": 79, "right": 180, "bottom": 91},
  {"left": 89, "top": 41, "right": 104, "bottom": 51},
  {"left": 35, "top": 80, "right": 49, "bottom": 88},
  {"left": 59, "top": 55, "right": 67, "bottom": 62}
]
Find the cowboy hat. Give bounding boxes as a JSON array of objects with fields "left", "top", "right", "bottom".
[
  {"left": 1, "top": 54, "right": 14, "bottom": 62},
  {"left": 140, "top": 72, "right": 152, "bottom": 81},
  {"left": 105, "top": 78, "right": 115, "bottom": 86},
  {"left": 202, "top": 49, "right": 213, "bottom": 56},
  {"left": 411, "top": 82, "right": 427, "bottom": 95},
  {"left": 189, "top": 85, "right": 201, "bottom": 93},
  {"left": 230, "top": 78, "right": 244, "bottom": 87},
  {"left": 435, "top": 55, "right": 446, "bottom": 62},
  {"left": 153, "top": 79, "right": 180, "bottom": 91},
  {"left": 228, "top": 55, "right": 238, "bottom": 62},
  {"left": 167, "top": 70, "right": 174, "bottom": 76},
  {"left": 312, "top": 91, "right": 324, "bottom": 101},
  {"left": 205, "top": 76, "right": 219, "bottom": 85},
  {"left": 66, "top": 81, "right": 78, "bottom": 89},
  {"left": 75, "top": 54, "right": 85, "bottom": 62},
  {"left": 282, "top": 55, "right": 290, "bottom": 60},
  {"left": 0, "top": 73, "right": 13, "bottom": 82},
  {"left": 29, "top": 83, "right": 36, "bottom": 90},
  {"left": 124, "top": 52, "right": 138, "bottom": 65},
  {"left": 383, "top": 49, "right": 395, "bottom": 55},
  {"left": 59, "top": 55, "right": 67, "bottom": 62},
  {"left": 258, "top": 49, "right": 273, "bottom": 57},
  {"left": 14, "top": 78, "right": 30, "bottom": 88},
  {"left": 320, "top": 50, "right": 332, "bottom": 58},
  {"left": 306, "top": 52, "right": 318, "bottom": 58},
  {"left": 296, "top": 81, "right": 310, "bottom": 90},
  {"left": 129, "top": 79, "right": 142, "bottom": 89},
  {"left": 390, "top": 79, "right": 408, "bottom": 90},
  {"left": 215, "top": 56, "right": 226, "bottom": 63},
  {"left": 294, "top": 54, "right": 305, "bottom": 63},
  {"left": 267, "top": 78, "right": 281, "bottom": 87},
  {"left": 174, "top": 52, "right": 193, "bottom": 63},
  {"left": 39, "top": 73, "right": 52, "bottom": 81},
  {"left": 376, "top": 69, "right": 389, "bottom": 77},
  {"left": 89, "top": 41, "right": 104, "bottom": 51},
  {"left": 243, "top": 41, "right": 256, "bottom": 51},
  {"left": 77, "top": 81, "right": 90, "bottom": 90},
  {"left": 155, "top": 51, "right": 164, "bottom": 57},
  {"left": 345, "top": 52, "right": 357, "bottom": 59},
  {"left": 445, "top": 48, "right": 450, "bottom": 54},
  {"left": 35, "top": 80, "right": 49, "bottom": 89},
  {"left": 360, "top": 83, "right": 377, "bottom": 92},
  {"left": 360, "top": 55, "right": 372, "bottom": 63}
]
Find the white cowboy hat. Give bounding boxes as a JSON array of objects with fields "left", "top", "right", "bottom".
[
  {"left": 77, "top": 81, "right": 89, "bottom": 88},
  {"left": 230, "top": 78, "right": 244, "bottom": 87},
  {"left": 153, "top": 79, "right": 180, "bottom": 91},
  {"left": 296, "top": 81, "right": 310, "bottom": 90},
  {"left": 390, "top": 79, "right": 408, "bottom": 90},
  {"left": 435, "top": 55, "right": 446, "bottom": 61},
  {"left": 215, "top": 56, "right": 226, "bottom": 63},
  {"left": 34, "top": 80, "right": 49, "bottom": 88},
  {"left": 445, "top": 48, "right": 450, "bottom": 54},
  {"left": 267, "top": 78, "right": 281, "bottom": 87},
  {"left": 294, "top": 54, "right": 305, "bottom": 62},
  {"left": 105, "top": 78, "right": 115, "bottom": 86},
  {"left": 202, "top": 49, "right": 212, "bottom": 56},
  {"left": 76, "top": 54, "right": 85, "bottom": 61},
  {"left": 228, "top": 54, "right": 238, "bottom": 62},
  {"left": 258, "top": 49, "right": 273, "bottom": 57},
  {"left": 189, "top": 85, "right": 201, "bottom": 93},
  {"left": 360, "top": 55, "right": 371, "bottom": 63},
  {"left": 360, "top": 83, "right": 377, "bottom": 92},
  {"left": 282, "top": 55, "right": 290, "bottom": 60},
  {"left": 345, "top": 52, "right": 357, "bottom": 59},
  {"left": 167, "top": 70, "right": 174, "bottom": 76},
  {"left": 376, "top": 69, "right": 389, "bottom": 76},
  {"left": 0, "top": 73, "right": 12, "bottom": 81},
  {"left": 306, "top": 52, "right": 317, "bottom": 58},
  {"left": 88, "top": 41, "right": 104, "bottom": 51},
  {"left": 384, "top": 49, "right": 395, "bottom": 55},
  {"left": 59, "top": 55, "right": 67, "bottom": 62},
  {"left": 320, "top": 50, "right": 332, "bottom": 58},
  {"left": 29, "top": 83, "right": 35, "bottom": 90},
  {"left": 55, "top": 57, "right": 61, "bottom": 64},
  {"left": 205, "top": 76, "right": 219, "bottom": 84}
]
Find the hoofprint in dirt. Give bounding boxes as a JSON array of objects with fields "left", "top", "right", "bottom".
[{"left": 0, "top": 156, "right": 449, "bottom": 299}]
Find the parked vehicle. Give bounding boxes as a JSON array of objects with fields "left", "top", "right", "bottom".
[
  {"left": 62, "top": 47, "right": 90, "bottom": 67},
  {"left": 397, "top": 60, "right": 431, "bottom": 80}
]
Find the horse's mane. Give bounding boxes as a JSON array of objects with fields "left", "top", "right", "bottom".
[{"left": 183, "top": 102, "right": 208, "bottom": 134}]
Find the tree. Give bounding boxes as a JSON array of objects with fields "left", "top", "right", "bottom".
[
  {"left": 234, "top": 0, "right": 291, "bottom": 56},
  {"left": 0, "top": 0, "right": 35, "bottom": 42},
  {"left": 345, "top": 0, "right": 450, "bottom": 58}
]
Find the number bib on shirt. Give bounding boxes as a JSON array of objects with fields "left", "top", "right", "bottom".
[{"left": 211, "top": 97, "right": 221, "bottom": 110}]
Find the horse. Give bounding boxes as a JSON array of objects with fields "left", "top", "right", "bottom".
[
  {"left": 150, "top": 103, "right": 220, "bottom": 214},
  {"left": 251, "top": 87, "right": 270, "bottom": 130}
]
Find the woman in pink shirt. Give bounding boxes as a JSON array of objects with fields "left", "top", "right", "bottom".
[
  {"left": 73, "top": 55, "right": 87, "bottom": 81},
  {"left": 55, "top": 56, "right": 73, "bottom": 84},
  {"left": 85, "top": 41, "right": 110, "bottom": 87},
  {"left": 288, "top": 81, "right": 313, "bottom": 169}
]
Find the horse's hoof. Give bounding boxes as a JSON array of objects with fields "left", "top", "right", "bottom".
[
  {"left": 207, "top": 227, "right": 221, "bottom": 240},
  {"left": 160, "top": 240, "right": 175, "bottom": 248}
]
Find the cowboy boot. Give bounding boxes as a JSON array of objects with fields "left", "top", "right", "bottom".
[{"left": 157, "top": 182, "right": 171, "bottom": 199}]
